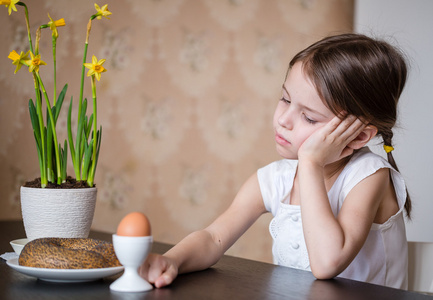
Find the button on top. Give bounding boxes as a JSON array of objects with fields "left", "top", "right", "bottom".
[{"left": 291, "top": 215, "right": 299, "bottom": 222}]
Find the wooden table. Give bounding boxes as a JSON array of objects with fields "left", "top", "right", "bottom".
[{"left": 0, "top": 220, "right": 431, "bottom": 300}]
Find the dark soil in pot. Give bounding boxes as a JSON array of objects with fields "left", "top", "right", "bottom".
[{"left": 23, "top": 177, "right": 95, "bottom": 189}]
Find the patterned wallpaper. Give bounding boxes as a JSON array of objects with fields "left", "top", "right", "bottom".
[{"left": 0, "top": 0, "right": 353, "bottom": 263}]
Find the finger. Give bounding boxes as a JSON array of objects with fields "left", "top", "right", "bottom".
[
  {"left": 138, "top": 255, "right": 153, "bottom": 281},
  {"left": 320, "top": 115, "right": 346, "bottom": 136},
  {"left": 141, "top": 254, "right": 178, "bottom": 288},
  {"left": 318, "top": 115, "right": 353, "bottom": 142},
  {"left": 154, "top": 264, "right": 178, "bottom": 288},
  {"left": 147, "top": 254, "right": 167, "bottom": 283},
  {"left": 346, "top": 118, "right": 368, "bottom": 141},
  {"left": 340, "top": 146, "right": 355, "bottom": 159},
  {"left": 332, "top": 115, "right": 366, "bottom": 141},
  {"left": 139, "top": 253, "right": 165, "bottom": 283},
  {"left": 339, "top": 116, "right": 364, "bottom": 135}
]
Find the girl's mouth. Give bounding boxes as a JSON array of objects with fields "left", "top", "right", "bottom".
[{"left": 275, "top": 133, "right": 290, "bottom": 145}]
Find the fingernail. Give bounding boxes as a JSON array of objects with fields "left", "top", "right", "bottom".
[{"left": 156, "top": 276, "right": 166, "bottom": 288}]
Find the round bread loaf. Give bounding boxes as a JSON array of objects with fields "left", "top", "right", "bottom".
[{"left": 19, "top": 238, "right": 121, "bottom": 269}]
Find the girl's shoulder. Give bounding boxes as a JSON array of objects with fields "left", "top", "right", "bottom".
[
  {"left": 257, "top": 159, "right": 298, "bottom": 214},
  {"left": 346, "top": 147, "right": 392, "bottom": 173},
  {"left": 338, "top": 147, "right": 407, "bottom": 207},
  {"left": 257, "top": 159, "right": 298, "bottom": 190},
  {"left": 259, "top": 159, "right": 298, "bottom": 174},
  {"left": 342, "top": 147, "right": 392, "bottom": 186}
]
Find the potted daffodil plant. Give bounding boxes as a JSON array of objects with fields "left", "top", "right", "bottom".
[{"left": 1, "top": 1, "right": 112, "bottom": 240}]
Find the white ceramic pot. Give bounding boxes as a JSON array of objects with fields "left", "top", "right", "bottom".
[{"left": 20, "top": 186, "right": 97, "bottom": 241}]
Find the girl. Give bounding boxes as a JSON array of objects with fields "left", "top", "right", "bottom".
[{"left": 140, "top": 33, "right": 411, "bottom": 290}]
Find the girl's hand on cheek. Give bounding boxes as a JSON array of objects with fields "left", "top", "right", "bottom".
[{"left": 298, "top": 114, "right": 366, "bottom": 167}]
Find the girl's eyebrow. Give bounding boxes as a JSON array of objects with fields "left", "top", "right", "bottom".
[{"left": 282, "top": 84, "right": 329, "bottom": 119}]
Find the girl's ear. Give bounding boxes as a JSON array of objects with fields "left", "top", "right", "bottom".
[{"left": 347, "top": 125, "right": 378, "bottom": 150}]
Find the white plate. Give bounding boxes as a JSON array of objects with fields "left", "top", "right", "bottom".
[
  {"left": 10, "top": 238, "right": 29, "bottom": 255},
  {"left": 7, "top": 258, "right": 124, "bottom": 283}
]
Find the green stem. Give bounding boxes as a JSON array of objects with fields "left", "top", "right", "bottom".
[
  {"left": 79, "top": 19, "right": 92, "bottom": 130},
  {"left": 36, "top": 73, "right": 62, "bottom": 185},
  {"left": 32, "top": 73, "right": 46, "bottom": 187},
  {"left": 87, "top": 75, "right": 97, "bottom": 187},
  {"left": 52, "top": 35, "right": 57, "bottom": 105},
  {"left": 78, "top": 42, "right": 88, "bottom": 124},
  {"left": 68, "top": 98, "right": 80, "bottom": 180},
  {"left": 17, "top": 2, "right": 34, "bottom": 54}
]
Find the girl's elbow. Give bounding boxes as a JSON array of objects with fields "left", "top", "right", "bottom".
[
  {"left": 310, "top": 259, "right": 341, "bottom": 280},
  {"left": 311, "top": 268, "right": 336, "bottom": 280}
]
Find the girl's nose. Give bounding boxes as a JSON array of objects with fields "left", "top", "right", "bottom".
[{"left": 278, "top": 107, "right": 294, "bottom": 130}]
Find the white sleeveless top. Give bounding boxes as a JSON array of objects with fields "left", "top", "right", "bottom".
[{"left": 257, "top": 147, "right": 408, "bottom": 289}]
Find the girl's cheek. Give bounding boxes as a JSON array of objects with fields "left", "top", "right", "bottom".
[{"left": 299, "top": 127, "right": 320, "bottom": 146}]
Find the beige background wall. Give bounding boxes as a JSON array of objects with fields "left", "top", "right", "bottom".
[{"left": 0, "top": 0, "right": 353, "bottom": 263}]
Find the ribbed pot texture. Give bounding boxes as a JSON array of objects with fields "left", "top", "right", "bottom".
[{"left": 20, "top": 186, "right": 97, "bottom": 241}]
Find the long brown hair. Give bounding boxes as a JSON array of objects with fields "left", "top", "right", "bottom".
[{"left": 289, "top": 33, "right": 411, "bottom": 218}]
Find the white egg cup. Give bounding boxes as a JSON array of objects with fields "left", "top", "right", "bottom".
[{"left": 110, "top": 234, "right": 153, "bottom": 293}]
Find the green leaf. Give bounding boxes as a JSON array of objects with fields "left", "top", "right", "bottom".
[
  {"left": 61, "top": 140, "right": 68, "bottom": 182},
  {"left": 54, "top": 84, "right": 68, "bottom": 121},
  {"left": 46, "top": 108, "right": 53, "bottom": 173},
  {"left": 28, "top": 99, "right": 41, "bottom": 144},
  {"left": 67, "top": 97, "right": 76, "bottom": 166},
  {"left": 86, "top": 114, "right": 94, "bottom": 139},
  {"left": 94, "top": 126, "right": 102, "bottom": 170},
  {"left": 33, "top": 130, "right": 46, "bottom": 185},
  {"left": 76, "top": 98, "right": 88, "bottom": 166},
  {"left": 41, "top": 126, "right": 48, "bottom": 183},
  {"left": 81, "top": 140, "right": 93, "bottom": 180}
]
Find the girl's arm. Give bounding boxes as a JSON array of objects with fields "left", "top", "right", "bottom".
[
  {"left": 140, "top": 172, "right": 267, "bottom": 288},
  {"left": 297, "top": 115, "right": 384, "bottom": 279},
  {"left": 299, "top": 160, "right": 388, "bottom": 279}
]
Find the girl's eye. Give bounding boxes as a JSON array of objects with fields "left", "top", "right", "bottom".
[
  {"left": 303, "top": 114, "right": 317, "bottom": 124},
  {"left": 280, "top": 97, "right": 291, "bottom": 104}
]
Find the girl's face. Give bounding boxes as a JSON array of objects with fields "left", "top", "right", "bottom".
[{"left": 273, "top": 62, "right": 335, "bottom": 159}]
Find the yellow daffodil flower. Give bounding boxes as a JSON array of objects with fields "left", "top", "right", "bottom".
[
  {"left": 25, "top": 52, "right": 47, "bottom": 73},
  {"left": 0, "top": 0, "right": 19, "bottom": 15},
  {"left": 8, "top": 50, "right": 30, "bottom": 74},
  {"left": 84, "top": 55, "right": 107, "bottom": 81},
  {"left": 47, "top": 13, "right": 66, "bottom": 38},
  {"left": 94, "top": 3, "right": 112, "bottom": 20}
]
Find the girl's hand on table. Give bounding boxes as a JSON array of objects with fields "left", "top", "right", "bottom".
[{"left": 139, "top": 253, "right": 178, "bottom": 288}]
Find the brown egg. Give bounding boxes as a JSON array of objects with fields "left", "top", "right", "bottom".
[{"left": 116, "top": 212, "right": 151, "bottom": 236}]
